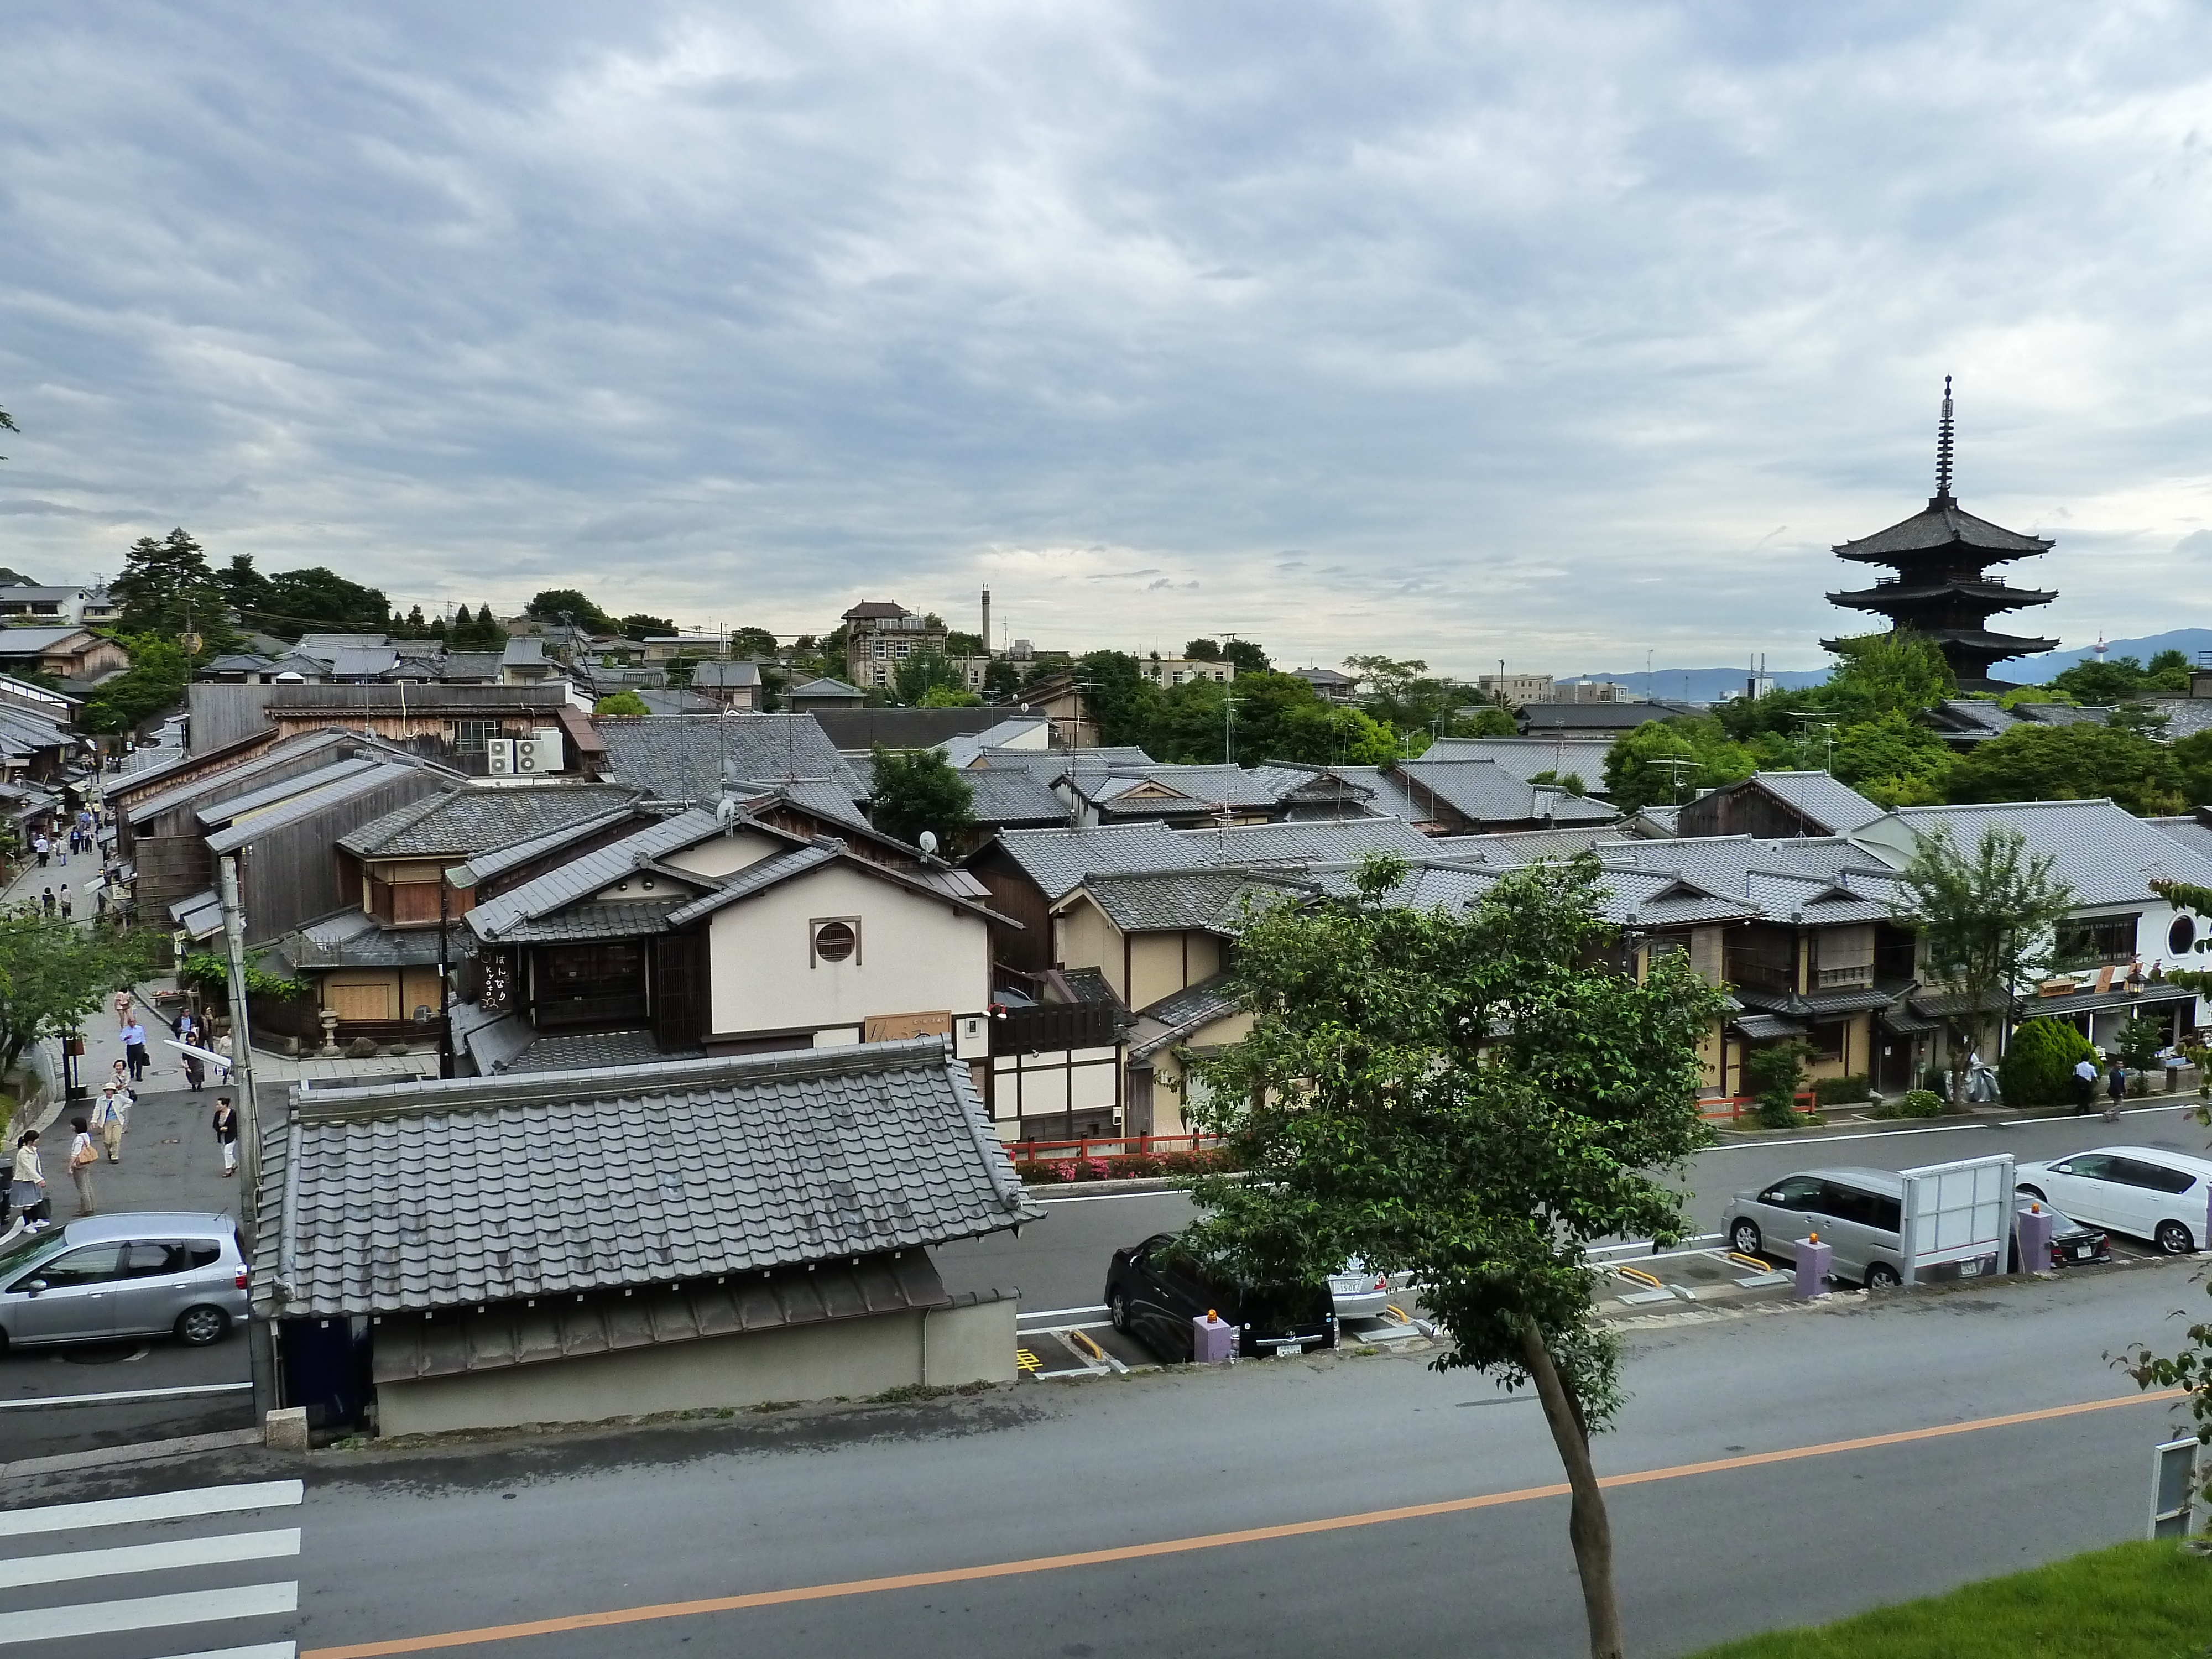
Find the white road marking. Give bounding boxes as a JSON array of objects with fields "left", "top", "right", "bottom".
[
  {"left": 1016, "top": 1303, "right": 1108, "bottom": 1320},
  {"left": 1707, "top": 1123, "right": 1992, "bottom": 1150},
  {"left": 0, "top": 1580, "right": 296, "bottom": 1645},
  {"left": 0, "top": 1480, "right": 302, "bottom": 1540},
  {"left": 149, "top": 1645, "right": 295, "bottom": 1659},
  {"left": 0, "top": 1381, "right": 253, "bottom": 1411},
  {"left": 0, "top": 1527, "right": 300, "bottom": 1590},
  {"left": 2000, "top": 1102, "right": 2201, "bottom": 1127}
]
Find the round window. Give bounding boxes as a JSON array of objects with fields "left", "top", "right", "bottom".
[
  {"left": 813, "top": 921, "right": 857, "bottom": 963},
  {"left": 2171, "top": 915, "right": 2197, "bottom": 956}
]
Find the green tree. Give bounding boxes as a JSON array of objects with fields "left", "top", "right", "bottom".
[
  {"left": 891, "top": 648, "right": 971, "bottom": 705},
  {"left": 1456, "top": 705, "right": 1518, "bottom": 738},
  {"left": 0, "top": 913, "right": 166, "bottom": 1078},
  {"left": 2044, "top": 653, "right": 2181, "bottom": 703},
  {"left": 263, "top": 567, "right": 390, "bottom": 637},
  {"left": 982, "top": 659, "right": 1024, "bottom": 700},
  {"left": 447, "top": 604, "right": 508, "bottom": 651},
  {"left": 1890, "top": 824, "right": 2077, "bottom": 1099},
  {"left": 593, "top": 691, "right": 650, "bottom": 717},
  {"left": 1746, "top": 1039, "right": 1814, "bottom": 1129},
  {"left": 919, "top": 684, "right": 982, "bottom": 707},
  {"left": 867, "top": 744, "right": 977, "bottom": 848},
  {"left": 1185, "top": 853, "right": 1730, "bottom": 1659},
  {"left": 111, "top": 528, "right": 238, "bottom": 653},
  {"left": 1184, "top": 639, "right": 1222, "bottom": 661},
  {"left": 1221, "top": 638, "right": 1269, "bottom": 674},
  {"left": 527, "top": 589, "right": 615, "bottom": 633},
  {"left": 1074, "top": 650, "right": 1165, "bottom": 749},
  {"left": 217, "top": 554, "right": 276, "bottom": 629},
  {"left": 1602, "top": 719, "right": 1757, "bottom": 814},
  {"left": 618, "top": 613, "right": 676, "bottom": 642},
  {"left": 1822, "top": 629, "right": 1957, "bottom": 719},
  {"left": 1998, "top": 1015, "right": 2098, "bottom": 1107},
  {"left": 1830, "top": 709, "right": 1953, "bottom": 801},
  {"left": 0, "top": 404, "right": 14, "bottom": 457},
  {"left": 1343, "top": 654, "right": 1464, "bottom": 740},
  {"left": 1947, "top": 723, "right": 2185, "bottom": 816},
  {"left": 729, "top": 627, "right": 778, "bottom": 659},
  {"left": 81, "top": 635, "right": 191, "bottom": 735}
]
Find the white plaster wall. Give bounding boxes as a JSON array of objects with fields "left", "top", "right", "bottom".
[
  {"left": 661, "top": 830, "right": 783, "bottom": 879},
  {"left": 705, "top": 863, "right": 992, "bottom": 1039}
]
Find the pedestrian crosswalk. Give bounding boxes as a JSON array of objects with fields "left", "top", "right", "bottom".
[{"left": 0, "top": 1478, "right": 301, "bottom": 1657}]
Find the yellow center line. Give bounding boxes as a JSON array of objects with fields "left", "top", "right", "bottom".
[{"left": 300, "top": 1388, "right": 2185, "bottom": 1659}]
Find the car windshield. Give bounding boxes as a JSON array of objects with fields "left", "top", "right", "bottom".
[{"left": 0, "top": 1229, "right": 66, "bottom": 1282}]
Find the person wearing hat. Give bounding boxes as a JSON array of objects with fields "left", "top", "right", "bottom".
[{"left": 92, "top": 1085, "right": 130, "bottom": 1162}]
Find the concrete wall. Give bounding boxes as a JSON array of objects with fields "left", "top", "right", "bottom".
[
  {"left": 374, "top": 1297, "right": 1016, "bottom": 1439},
  {"left": 1052, "top": 896, "right": 1222, "bottom": 1010},
  {"left": 703, "top": 863, "right": 993, "bottom": 1041}
]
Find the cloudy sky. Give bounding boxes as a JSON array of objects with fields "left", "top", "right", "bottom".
[{"left": 3, "top": 3, "right": 2209, "bottom": 675}]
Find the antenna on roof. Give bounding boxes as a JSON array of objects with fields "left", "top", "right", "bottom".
[{"left": 1934, "top": 374, "right": 1956, "bottom": 503}]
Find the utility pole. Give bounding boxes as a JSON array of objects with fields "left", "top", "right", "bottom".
[
  {"left": 437, "top": 873, "right": 455, "bottom": 1079},
  {"left": 217, "top": 851, "right": 277, "bottom": 1420}
]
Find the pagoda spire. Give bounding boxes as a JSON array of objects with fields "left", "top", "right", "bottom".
[{"left": 1933, "top": 374, "right": 1955, "bottom": 505}]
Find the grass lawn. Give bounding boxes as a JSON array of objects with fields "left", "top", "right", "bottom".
[{"left": 1680, "top": 1540, "right": 2212, "bottom": 1658}]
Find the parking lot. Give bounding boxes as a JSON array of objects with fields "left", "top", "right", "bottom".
[{"left": 1014, "top": 1297, "right": 1436, "bottom": 1379}]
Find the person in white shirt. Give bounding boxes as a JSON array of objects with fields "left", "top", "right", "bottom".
[
  {"left": 92, "top": 1086, "right": 130, "bottom": 1162},
  {"left": 7, "top": 1131, "right": 44, "bottom": 1229},
  {"left": 2072, "top": 1056, "right": 2099, "bottom": 1115}
]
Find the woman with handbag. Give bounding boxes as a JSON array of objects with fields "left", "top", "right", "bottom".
[{"left": 67, "top": 1117, "right": 97, "bottom": 1216}]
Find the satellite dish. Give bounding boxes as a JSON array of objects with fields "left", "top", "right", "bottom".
[
  {"left": 716, "top": 795, "right": 738, "bottom": 834},
  {"left": 918, "top": 830, "right": 939, "bottom": 855}
]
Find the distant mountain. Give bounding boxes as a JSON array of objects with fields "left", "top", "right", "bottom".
[
  {"left": 2020, "top": 628, "right": 2212, "bottom": 683},
  {"left": 1564, "top": 666, "right": 1831, "bottom": 703},
  {"left": 0, "top": 568, "right": 39, "bottom": 588}
]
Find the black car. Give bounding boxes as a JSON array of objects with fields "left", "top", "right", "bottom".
[
  {"left": 2008, "top": 1192, "right": 2111, "bottom": 1272},
  {"left": 1105, "top": 1233, "right": 1338, "bottom": 1363}
]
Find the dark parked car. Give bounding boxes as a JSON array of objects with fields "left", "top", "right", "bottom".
[
  {"left": 1105, "top": 1233, "right": 1338, "bottom": 1362},
  {"left": 2008, "top": 1192, "right": 2110, "bottom": 1272}
]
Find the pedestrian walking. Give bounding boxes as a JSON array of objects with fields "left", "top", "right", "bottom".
[
  {"left": 67, "top": 1117, "right": 97, "bottom": 1216},
  {"left": 33, "top": 833, "right": 48, "bottom": 868},
  {"left": 2104, "top": 1060, "right": 2129, "bottom": 1121},
  {"left": 212, "top": 1030, "right": 233, "bottom": 1079},
  {"left": 39, "top": 887, "right": 53, "bottom": 917},
  {"left": 176, "top": 1009, "right": 198, "bottom": 1047},
  {"left": 212, "top": 1096, "right": 239, "bottom": 1176},
  {"left": 114, "top": 989, "right": 133, "bottom": 1031},
  {"left": 92, "top": 1086, "right": 129, "bottom": 1161},
  {"left": 122, "top": 1018, "right": 149, "bottom": 1082},
  {"left": 58, "top": 883, "right": 71, "bottom": 919},
  {"left": 182, "top": 1051, "right": 205, "bottom": 1092},
  {"left": 2072, "top": 1056, "right": 2098, "bottom": 1114},
  {"left": 8, "top": 1131, "right": 46, "bottom": 1230}
]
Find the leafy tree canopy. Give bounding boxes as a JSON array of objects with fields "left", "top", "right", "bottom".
[
  {"left": 919, "top": 684, "right": 982, "bottom": 707},
  {"left": 1186, "top": 853, "right": 1730, "bottom": 1659},
  {"left": 593, "top": 691, "right": 650, "bottom": 717},
  {"left": 112, "top": 528, "right": 240, "bottom": 655},
  {"left": 618, "top": 613, "right": 676, "bottom": 642},
  {"left": 447, "top": 603, "right": 508, "bottom": 651},
  {"left": 527, "top": 589, "right": 615, "bottom": 633},
  {"left": 867, "top": 743, "right": 977, "bottom": 848},
  {"left": 1829, "top": 709, "right": 1954, "bottom": 805},
  {"left": 82, "top": 634, "right": 191, "bottom": 735},
  {"left": 1947, "top": 723, "right": 2185, "bottom": 817},
  {"left": 1602, "top": 718, "right": 1759, "bottom": 814},
  {"left": 0, "top": 914, "right": 166, "bottom": 1077},
  {"left": 2044, "top": 650, "right": 2192, "bottom": 703},
  {"left": 891, "top": 646, "right": 972, "bottom": 705},
  {"left": 1822, "top": 629, "right": 1958, "bottom": 719}
]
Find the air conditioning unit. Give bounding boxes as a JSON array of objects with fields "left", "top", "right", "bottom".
[
  {"left": 486, "top": 739, "right": 517, "bottom": 776},
  {"left": 529, "top": 726, "right": 565, "bottom": 771},
  {"left": 514, "top": 739, "right": 541, "bottom": 774}
]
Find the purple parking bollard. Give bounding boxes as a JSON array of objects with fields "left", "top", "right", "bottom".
[
  {"left": 1794, "top": 1233, "right": 1833, "bottom": 1300},
  {"left": 2016, "top": 1204, "right": 2055, "bottom": 1274},
  {"left": 1191, "top": 1310, "right": 1236, "bottom": 1364}
]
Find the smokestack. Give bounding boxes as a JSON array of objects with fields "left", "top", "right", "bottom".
[{"left": 982, "top": 586, "right": 992, "bottom": 658}]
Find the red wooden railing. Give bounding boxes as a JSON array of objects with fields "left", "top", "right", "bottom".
[
  {"left": 1006, "top": 1133, "right": 1224, "bottom": 1164},
  {"left": 1699, "top": 1091, "right": 1821, "bottom": 1122}
]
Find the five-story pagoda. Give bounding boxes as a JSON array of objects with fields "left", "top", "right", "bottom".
[{"left": 1824, "top": 378, "right": 2058, "bottom": 689}]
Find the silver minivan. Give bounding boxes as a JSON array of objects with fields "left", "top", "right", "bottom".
[
  {"left": 1723, "top": 1167, "right": 1907, "bottom": 1288},
  {"left": 0, "top": 1212, "right": 248, "bottom": 1352}
]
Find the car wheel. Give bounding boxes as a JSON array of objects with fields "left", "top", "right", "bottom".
[
  {"left": 1729, "top": 1219, "right": 1762, "bottom": 1255},
  {"left": 1109, "top": 1291, "right": 1131, "bottom": 1333},
  {"left": 1865, "top": 1262, "right": 1902, "bottom": 1289},
  {"left": 2157, "top": 1220, "right": 2197, "bottom": 1256},
  {"left": 175, "top": 1306, "right": 231, "bottom": 1347},
  {"left": 2017, "top": 1185, "right": 2046, "bottom": 1204}
]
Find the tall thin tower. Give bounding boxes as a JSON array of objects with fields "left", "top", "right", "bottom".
[{"left": 981, "top": 586, "right": 992, "bottom": 657}]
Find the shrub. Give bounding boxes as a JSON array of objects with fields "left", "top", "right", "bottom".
[
  {"left": 1998, "top": 1016, "right": 2099, "bottom": 1106},
  {"left": 1812, "top": 1074, "right": 1870, "bottom": 1106},
  {"left": 1746, "top": 1041, "right": 1814, "bottom": 1130},
  {"left": 1899, "top": 1088, "right": 1944, "bottom": 1118},
  {"left": 1864, "top": 1098, "right": 1903, "bottom": 1120}
]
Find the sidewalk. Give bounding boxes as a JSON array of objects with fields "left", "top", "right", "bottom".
[{"left": 31, "top": 1082, "right": 239, "bottom": 1223}]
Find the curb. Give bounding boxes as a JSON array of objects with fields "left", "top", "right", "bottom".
[{"left": 0, "top": 1425, "right": 267, "bottom": 1483}]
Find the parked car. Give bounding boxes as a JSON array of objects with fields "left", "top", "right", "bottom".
[
  {"left": 0, "top": 1212, "right": 248, "bottom": 1353},
  {"left": 1723, "top": 1167, "right": 1907, "bottom": 1288},
  {"left": 1327, "top": 1259, "right": 1395, "bottom": 1322},
  {"left": 1105, "top": 1233, "right": 1338, "bottom": 1361},
  {"left": 2015, "top": 1147, "right": 2212, "bottom": 1255},
  {"left": 2008, "top": 1192, "right": 2109, "bottom": 1272}
]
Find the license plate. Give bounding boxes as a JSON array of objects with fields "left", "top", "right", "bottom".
[
  {"left": 1273, "top": 1343, "right": 1306, "bottom": 1358},
  {"left": 1959, "top": 1259, "right": 1981, "bottom": 1277},
  {"left": 2073, "top": 1245, "right": 2091, "bottom": 1259}
]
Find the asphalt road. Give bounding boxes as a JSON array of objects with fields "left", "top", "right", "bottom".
[{"left": 12, "top": 1251, "right": 2207, "bottom": 1659}]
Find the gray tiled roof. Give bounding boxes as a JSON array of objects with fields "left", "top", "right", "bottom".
[
  {"left": 1860, "top": 800, "right": 2212, "bottom": 909},
  {"left": 487, "top": 899, "right": 690, "bottom": 943},
  {"left": 1424, "top": 826, "right": 1636, "bottom": 864},
  {"left": 983, "top": 822, "right": 1196, "bottom": 901},
  {"left": 596, "top": 714, "right": 865, "bottom": 806},
  {"left": 437, "top": 651, "right": 505, "bottom": 682},
  {"left": 1393, "top": 759, "right": 1619, "bottom": 827},
  {"left": 1076, "top": 764, "right": 1293, "bottom": 812},
  {"left": 1741, "top": 771, "right": 1885, "bottom": 835},
  {"left": 446, "top": 802, "right": 653, "bottom": 889},
  {"left": 467, "top": 809, "right": 726, "bottom": 941},
  {"left": 961, "top": 765, "right": 1069, "bottom": 825},
  {"left": 1322, "top": 765, "right": 1434, "bottom": 822},
  {"left": 663, "top": 842, "right": 842, "bottom": 926},
  {"left": 127, "top": 731, "right": 354, "bottom": 825},
  {"left": 1416, "top": 736, "right": 1619, "bottom": 784},
  {"left": 1832, "top": 498, "right": 2052, "bottom": 561},
  {"left": 1931, "top": 697, "right": 2017, "bottom": 739},
  {"left": 341, "top": 785, "right": 644, "bottom": 859},
  {"left": 263, "top": 1037, "right": 1040, "bottom": 1318},
  {"left": 1169, "top": 815, "right": 1441, "bottom": 868},
  {"left": 2150, "top": 816, "right": 2212, "bottom": 864},
  {"left": 1066, "top": 869, "right": 1312, "bottom": 935},
  {"left": 504, "top": 1028, "right": 701, "bottom": 1073},
  {"left": 1128, "top": 973, "right": 1245, "bottom": 1061},
  {"left": 275, "top": 908, "right": 467, "bottom": 969},
  {"left": 690, "top": 660, "right": 761, "bottom": 689}
]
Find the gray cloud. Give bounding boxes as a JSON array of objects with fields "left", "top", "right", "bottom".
[{"left": 1, "top": 3, "right": 2209, "bottom": 672}]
